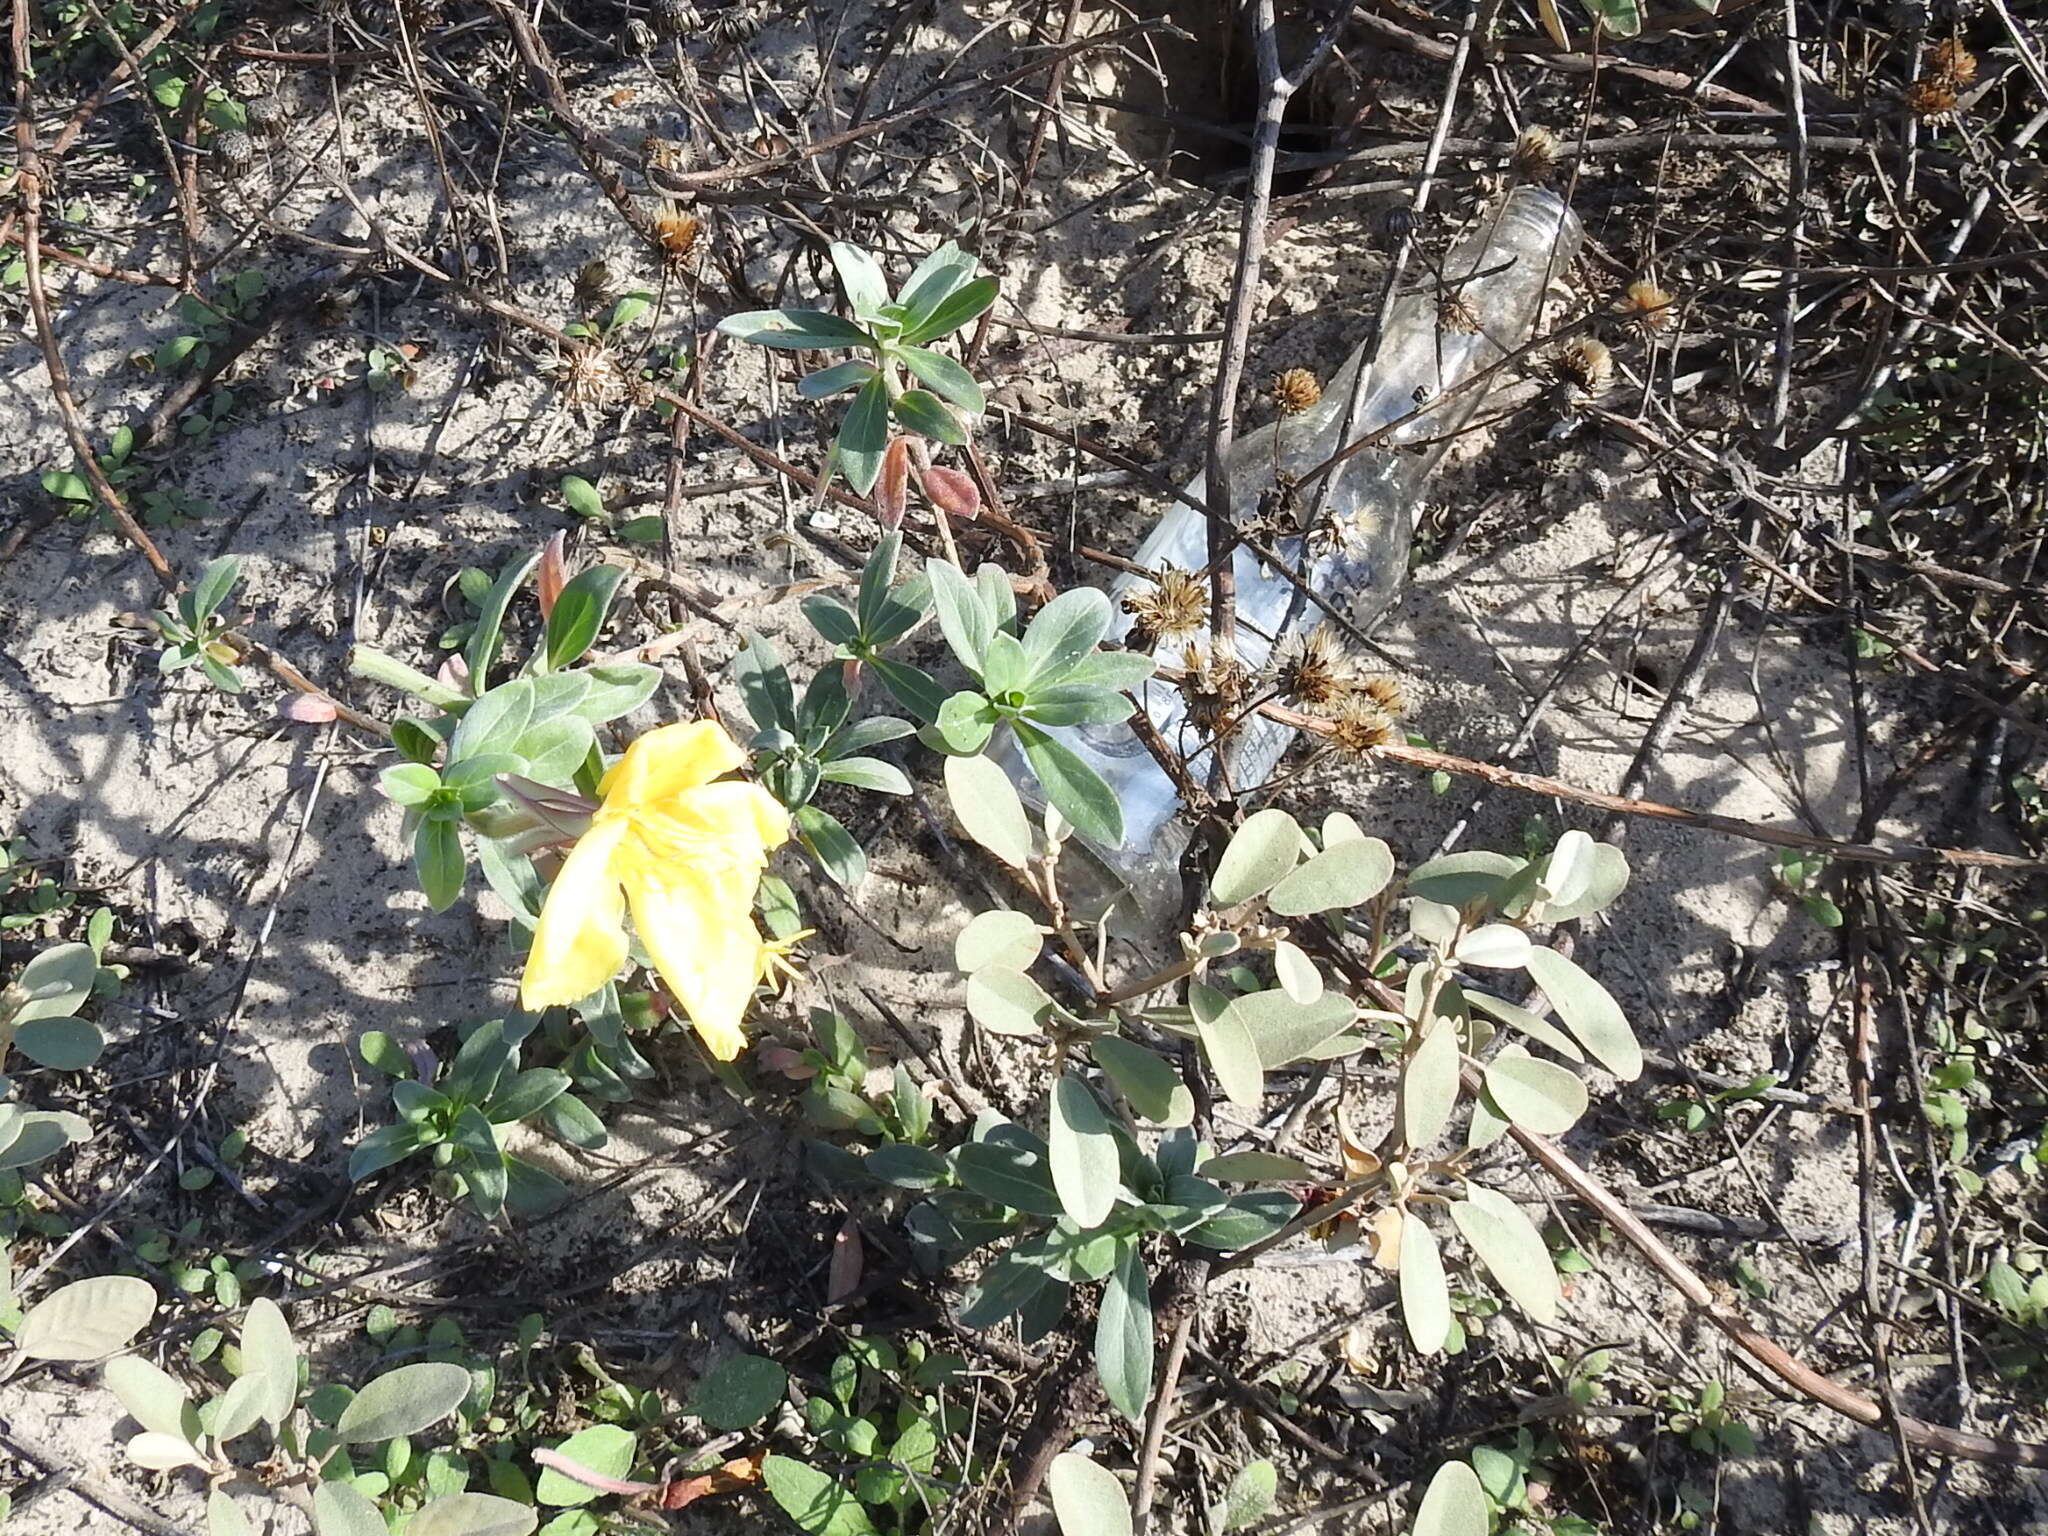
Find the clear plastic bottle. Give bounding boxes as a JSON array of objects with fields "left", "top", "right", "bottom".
[{"left": 1026, "top": 187, "right": 1582, "bottom": 908}]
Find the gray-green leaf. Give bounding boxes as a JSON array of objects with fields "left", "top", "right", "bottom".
[
  {"left": 1048, "top": 1076, "right": 1120, "bottom": 1229},
  {"left": 335, "top": 1361, "right": 474, "bottom": 1443}
]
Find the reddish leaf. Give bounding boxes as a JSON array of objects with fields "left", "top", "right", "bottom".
[
  {"left": 281, "top": 694, "right": 339, "bottom": 724},
  {"left": 436, "top": 654, "right": 471, "bottom": 693},
  {"left": 662, "top": 1451, "right": 765, "bottom": 1510},
  {"left": 827, "top": 1218, "right": 863, "bottom": 1303},
  {"left": 876, "top": 437, "right": 910, "bottom": 529},
  {"left": 755, "top": 1044, "right": 816, "bottom": 1080},
  {"left": 923, "top": 465, "right": 981, "bottom": 521},
  {"left": 538, "top": 531, "right": 570, "bottom": 620}
]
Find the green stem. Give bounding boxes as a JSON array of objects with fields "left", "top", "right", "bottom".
[{"left": 348, "top": 644, "right": 468, "bottom": 712}]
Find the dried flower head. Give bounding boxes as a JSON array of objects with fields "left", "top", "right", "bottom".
[
  {"left": 651, "top": 0, "right": 700, "bottom": 33},
  {"left": 1557, "top": 335, "right": 1614, "bottom": 396},
  {"left": 1512, "top": 124, "right": 1561, "bottom": 183},
  {"left": 212, "top": 128, "right": 255, "bottom": 174},
  {"left": 1276, "top": 624, "right": 1359, "bottom": 714},
  {"left": 556, "top": 341, "right": 619, "bottom": 407},
  {"left": 1930, "top": 38, "right": 1978, "bottom": 87},
  {"left": 655, "top": 211, "right": 701, "bottom": 265},
  {"left": 243, "top": 93, "right": 287, "bottom": 134},
  {"left": 707, "top": 4, "right": 764, "bottom": 45},
  {"left": 1440, "top": 291, "right": 1483, "bottom": 335},
  {"left": 1272, "top": 367, "right": 1322, "bottom": 416},
  {"left": 1619, "top": 279, "right": 1677, "bottom": 336},
  {"left": 1179, "top": 636, "right": 1249, "bottom": 738},
  {"left": 1905, "top": 76, "right": 1959, "bottom": 120},
  {"left": 1359, "top": 673, "right": 1410, "bottom": 716},
  {"left": 1122, "top": 565, "right": 1208, "bottom": 650},
  {"left": 1327, "top": 695, "right": 1396, "bottom": 756}
]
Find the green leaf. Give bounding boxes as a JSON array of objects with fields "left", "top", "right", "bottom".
[
  {"left": 409, "top": 1494, "right": 537, "bottom": 1536},
  {"left": 42, "top": 470, "right": 93, "bottom": 503},
  {"left": 798, "top": 360, "right": 878, "bottom": 399},
  {"left": 954, "top": 1141, "right": 1064, "bottom": 1216},
  {"left": 1048, "top": 1076, "right": 1121, "bottom": 1228},
  {"left": 966, "top": 966, "right": 1057, "bottom": 1037},
  {"left": 1464, "top": 988, "right": 1585, "bottom": 1063},
  {"left": 794, "top": 804, "right": 868, "bottom": 888},
  {"left": 1047, "top": 1452, "right": 1134, "bottom": 1536},
  {"left": 559, "top": 474, "right": 605, "bottom": 521},
  {"left": 104, "top": 1356, "right": 200, "bottom": 1441},
  {"left": 954, "top": 909, "right": 1043, "bottom": 973},
  {"left": 1267, "top": 834, "right": 1392, "bottom": 915},
  {"left": 208, "top": 1491, "right": 253, "bottom": 1536},
  {"left": 535, "top": 1424, "right": 637, "bottom": 1506},
  {"left": 213, "top": 1372, "right": 270, "bottom": 1443},
  {"left": 1095, "top": 1240, "right": 1153, "bottom": 1423},
  {"left": 15, "top": 1276, "right": 155, "bottom": 1360},
  {"left": 1015, "top": 722, "right": 1123, "bottom": 847},
  {"left": 313, "top": 1482, "right": 388, "bottom": 1536},
  {"left": 864, "top": 1143, "right": 949, "bottom": 1190},
  {"left": 762, "top": 1454, "right": 881, "bottom": 1536},
  {"left": 1576, "top": 0, "right": 1643, "bottom": 39},
  {"left": 945, "top": 751, "right": 1032, "bottom": 867},
  {"left": 544, "top": 566, "right": 625, "bottom": 670},
  {"left": 1412, "top": 1460, "right": 1490, "bottom": 1536},
  {"left": 1211, "top": 809, "right": 1302, "bottom": 906},
  {"left": 1020, "top": 682, "right": 1134, "bottom": 728},
  {"left": 380, "top": 761, "right": 443, "bottom": 810},
  {"left": 902, "top": 276, "right": 998, "bottom": 344},
  {"left": 335, "top": 1362, "right": 475, "bottom": 1443},
  {"left": 1483, "top": 1049, "right": 1589, "bottom": 1135},
  {"left": 897, "top": 241, "right": 978, "bottom": 329},
  {"left": 1521, "top": 946, "right": 1641, "bottom": 1079},
  {"left": 415, "top": 818, "right": 466, "bottom": 912},
  {"left": 13, "top": 1015, "right": 105, "bottom": 1070},
  {"left": 1093, "top": 1037, "right": 1193, "bottom": 1127},
  {"left": 958, "top": 1254, "right": 1053, "bottom": 1329},
  {"left": 891, "top": 388, "right": 967, "bottom": 444},
  {"left": 13, "top": 941, "right": 100, "bottom": 1021},
  {"left": 1195, "top": 989, "right": 1264, "bottom": 1108},
  {"left": 242, "top": 1296, "right": 299, "bottom": 1427},
  {"left": 1453, "top": 923, "right": 1532, "bottom": 968},
  {"left": 1399, "top": 1211, "right": 1451, "bottom": 1353},
  {"left": 1216, "top": 1460, "right": 1278, "bottom": 1533},
  {"left": 462, "top": 550, "right": 541, "bottom": 693},
  {"left": 896, "top": 345, "right": 986, "bottom": 413},
  {"left": 1232, "top": 988, "right": 1357, "bottom": 1068},
  {"left": 1198, "top": 1151, "right": 1314, "bottom": 1182},
  {"left": 1186, "top": 1188, "right": 1298, "bottom": 1252},
  {"left": 818, "top": 755, "right": 910, "bottom": 794},
  {"left": 1447, "top": 1186, "right": 1559, "bottom": 1325},
  {"left": 828, "top": 242, "right": 890, "bottom": 316},
  {"left": 1402, "top": 1017, "right": 1461, "bottom": 1148},
  {"left": 925, "top": 558, "right": 994, "bottom": 669},
  {"left": 835, "top": 376, "right": 891, "bottom": 495},
  {"left": 689, "top": 1355, "right": 787, "bottom": 1431},
  {"left": 732, "top": 632, "right": 797, "bottom": 735},
  {"left": 1406, "top": 851, "right": 1521, "bottom": 910},
  {"left": 717, "top": 309, "right": 874, "bottom": 350},
  {"left": 1022, "top": 587, "right": 1113, "bottom": 684},
  {"left": 191, "top": 556, "right": 241, "bottom": 621}
]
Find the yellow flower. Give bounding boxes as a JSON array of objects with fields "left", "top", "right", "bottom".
[
  {"left": 756, "top": 928, "right": 814, "bottom": 994},
  {"left": 519, "top": 721, "right": 790, "bottom": 1060}
]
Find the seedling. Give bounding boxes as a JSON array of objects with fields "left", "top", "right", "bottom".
[
  {"left": 717, "top": 240, "right": 996, "bottom": 494},
  {"left": 151, "top": 556, "right": 245, "bottom": 694}
]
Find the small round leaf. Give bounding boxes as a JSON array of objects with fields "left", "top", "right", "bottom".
[{"left": 1210, "top": 809, "right": 1302, "bottom": 907}]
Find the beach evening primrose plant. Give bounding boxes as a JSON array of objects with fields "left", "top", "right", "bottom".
[{"left": 519, "top": 720, "right": 790, "bottom": 1060}]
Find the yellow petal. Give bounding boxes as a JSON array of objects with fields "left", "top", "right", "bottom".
[
  {"left": 520, "top": 817, "right": 630, "bottom": 1008},
  {"left": 600, "top": 721, "right": 746, "bottom": 809},
  {"left": 627, "top": 868, "right": 763, "bottom": 1060},
  {"left": 675, "top": 779, "right": 793, "bottom": 858}
]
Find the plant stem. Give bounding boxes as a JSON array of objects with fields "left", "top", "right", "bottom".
[{"left": 348, "top": 645, "right": 468, "bottom": 712}]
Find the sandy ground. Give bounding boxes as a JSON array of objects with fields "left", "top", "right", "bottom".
[{"left": 3, "top": 3, "right": 2044, "bottom": 1532}]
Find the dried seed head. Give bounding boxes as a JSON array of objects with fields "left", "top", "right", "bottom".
[
  {"left": 1512, "top": 124, "right": 1561, "bottom": 183},
  {"left": 651, "top": 0, "right": 700, "bottom": 33},
  {"left": 1328, "top": 696, "right": 1396, "bottom": 756},
  {"left": 1179, "top": 636, "right": 1249, "bottom": 737},
  {"left": 1272, "top": 367, "right": 1322, "bottom": 416},
  {"left": 706, "top": 3, "right": 763, "bottom": 45},
  {"left": 1276, "top": 624, "right": 1358, "bottom": 713},
  {"left": 212, "top": 128, "right": 255, "bottom": 174},
  {"left": 1121, "top": 564, "right": 1208, "bottom": 649},
  {"left": 1905, "top": 76, "right": 1959, "bottom": 119},
  {"left": 242, "top": 93, "right": 287, "bottom": 134},
  {"left": 1557, "top": 335, "right": 1614, "bottom": 396},
  {"left": 1359, "top": 673, "right": 1411, "bottom": 716},
  {"left": 655, "top": 211, "right": 701, "bottom": 264},
  {"left": 557, "top": 342, "right": 618, "bottom": 407},
  {"left": 1930, "top": 38, "right": 1978, "bottom": 87},
  {"left": 1619, "top": 279, "right": 1677, "bottom": 336},
  {"left": 1439, "top": 292, "right": 1482, "bottom": 335}
]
